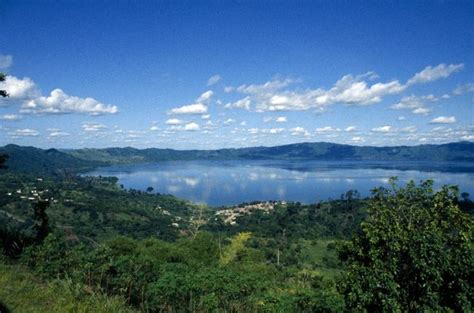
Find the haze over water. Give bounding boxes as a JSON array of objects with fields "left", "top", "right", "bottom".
[{"left": 87, "top": 160, "right": 474, "bottom": 207}]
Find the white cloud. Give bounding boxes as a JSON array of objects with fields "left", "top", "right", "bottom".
[
  {"left": 397, "top": 116, "right": 406, "bottom": 121},
  {"left": 412, "top": 108, "right": 430, "bottom": 115},
  {"left": 407, "top": 63, "right": 464, "bottom": 85},
  {"left": 400, "top": 126, "right": 417, "bottom": 133},
  {"left": 207, "top": 75, "right": 221, "bottom": 86},
  {"left": 0, "top": 54, "right": 13, "bottom": 70},
  {"left": 169, "top": 103, "right": 208, "bottom": 115},
  {"left": 391, "top": 95, "right": 435, "bottom": 115},
  {"left": 230, "top": 74, "right": 406, "bottom": 112},
  {"left": 0, "top": 114, "right": 22, "bottom": 121},
  {"left": 20, "top": 88, "right": 118, "bottom": 115},
  {"left": 345, "top": 126, "right": 356, "bottom": 132},
  {"left": 371, "top": 125, "right": 393, "bottom": 133},
  {"left": 82, "top": 123, "right": 107, "bottom": 132},
  {"left": 150, "top": 126, "right": 159, "bottom": 131},
  {"left": 9, "top": 128, "right": 39, "bottom": 137},
  {"left": 315, "top": 126, "right": 340, "bottom": 133},
  {"left": 430, "top": 116, "right": 457, "bottom": 124},
  {"left": 351, "top": 136, "right": 365, "bottom": 143},
  {"left": 225, "top": 63, "right": 462, "bottom": 113},
  {"left": 223, "top": 118, "right": 235, "bottom": 125},
  {"left": 0, "top": 75, "right": 118, "bottom": 116},
  {"left": 290, "top": 127, "right": 310, "bottom": 137},
  {"left": 275, "top": 116, "right": 287, "bottom": 123},
  {"left": 184, "top": 122, "right": 200, "bottom": 131},
  {"left": 166, "top": 118, "right": 183, "bottom": 125},
  {"left": 268, "top": 128, "right": 284, "bottom": 134},
  {"left": 224, "top": 96, "right": 251, "bottom": 110},
  {"left": 201, "top": 114, "right": 211, "bottom": 120},
  {"left": 453, "top": 83, "right": 474, "bottom": 96},
  {"left": 196, "top": 90, "right": 214, "bottom": 103},
  {"left": 0, "top": 75, "right": 38, "bottom": 100},
  {"left": 48, "top": 131, "right": 70, "bottom": 138},
  {"left": 236, "top": 78, "right": 294, "bottom": 94}
]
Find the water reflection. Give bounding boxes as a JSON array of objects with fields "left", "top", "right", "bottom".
[{"left": 85, "top": 160, "right": 474, "bottom": 206}]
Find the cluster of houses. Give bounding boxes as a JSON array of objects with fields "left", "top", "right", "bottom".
[{"left": 216, "top": 201, "right": 286, "bottom": 225}]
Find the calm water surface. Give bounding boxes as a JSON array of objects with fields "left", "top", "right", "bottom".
[{"left": 86, "top": 160, "right": 474, "bottom": 206}]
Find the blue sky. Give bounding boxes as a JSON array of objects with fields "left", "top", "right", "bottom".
[{"left": 0, "top": 0, "right": 473, "bottom": 149}]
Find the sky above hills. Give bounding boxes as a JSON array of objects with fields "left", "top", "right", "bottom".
[{"left": 0, "top": 1, "right": 473, "bottom": 149}]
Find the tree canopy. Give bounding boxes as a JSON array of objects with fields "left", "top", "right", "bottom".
[{"left": 339, "top": 179, "right": 473, "bottom": 311}]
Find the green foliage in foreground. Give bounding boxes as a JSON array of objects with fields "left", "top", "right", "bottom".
[
  {"left": 16, "top": 232, "right": 343, "bottom": 312},
  {"left": 1, "top": 170, "right": 473, "bottom": 312},
  {"left": 0, "top": 262, "right": 136, "bottom": 313},
  {"left": 339, "top": 179, "right": 474, "bottom": 312}
]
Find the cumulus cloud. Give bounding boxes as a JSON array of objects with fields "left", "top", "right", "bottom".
[
  {"left": 224, "top": 63, "right": 462, "bottom": 113},
  {"left": 207, "top": 75, "right": 221, "bottom": 86},
  {"left": 9, "top": 128, "right": 39, "bottom": 137},
  {"left": 20, "top": 88, "right": 118, "bottom": 115},
  {"left": 407, "top": 63, "right": 464, "bottom": 85},
  {"left": 290, "top": 127, "right": 310, "bottom": 137},
  {"left": 82, "top": 123, "right": 107, "bottom": 132},
  {"left": 169, "top": 103, "right": 208, "bottom": 115},
  {"left": 0, "top": 114, "right": 22, "bottom": 121},
  {"left": 453, "top": 83, "right": 474, "bottom": 96},
  {"left": 371, "top": 126, "right": 393, "bottom": 133},
  {"left": 275, "top": 116, "right": 287, "bottom": 123},
  {"left": 345, "top": 126, "right": 356, "bottom": 132},
  {"left": 235, "top": 78, "right": 294, "bottom": 94},
  {"left": 400, "top": 126, "right": 417, "bottom": 133},
  {"left": 0, "top": 75, "right": 38, "bottom": 101},
  {"left": 391, "top": 95, "right": 437, "bottom": 115},
  {"left": 0, "top": 75, "right": 118, "bottom": 115},
  {"left": 315, "top": 126, "right": 340, "bottom": 133},
  {"left": 166, "top": 118, "right": 183, "bottom": 125},
  {"left": 430, "top": 116, "right": 457, "bottom": 124},
  {"left": 223, "top": 118, "right": 235, "bottom": 125},
  {"left": 224, "top": 96, "right": 251, "bottom": 110},
  {"left": 48, "top": 131, "right": 70, "bottom": 138},
  {"left": 352, "top": 136, "right": 365, "bottom": 143},
  {"left": 268, "top": 128, "right": 284, "bottom": 134},
  {"left": 0, "top": 54, "right": 13, "bottom": 70},
  {"left": 226, "top": 73, "right": 406, "bottom": 112},
  {"left": 184, "top": 122, "right": 200, "bottom": 131},
  {"left": 196, "top": 90, "right": 214, "bottom": 103}
]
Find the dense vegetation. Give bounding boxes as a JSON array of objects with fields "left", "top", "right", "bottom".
[{"left": 0, "top": 152, "right": 473, "bottom": 312}]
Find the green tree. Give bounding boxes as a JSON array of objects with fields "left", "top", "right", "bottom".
[
  {"left": 0, "top": 72, "right": 7, "bottom": 98},
  {"left": 339, "top": 179, "right": 473, "bottom": 312},
  {"left": 0, "top": 73, "right": 7, "bottom": 169}
]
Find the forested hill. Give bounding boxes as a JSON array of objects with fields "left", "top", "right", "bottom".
[
  {"left": 0, "top": 144, "right": 106, "bottom": 175},
  {"left": 65, "top": 141, "right": 474, "bottom": 163},
  {"left": 1, "top": 141, "right": 473, "bottom": 174}
]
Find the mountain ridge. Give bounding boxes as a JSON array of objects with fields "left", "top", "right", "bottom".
[{"left": 1, "top": 141, "right": 473, "bottom": 175}]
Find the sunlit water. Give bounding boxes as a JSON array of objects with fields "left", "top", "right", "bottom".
[{"left": 85, "top": 160, "right": 474, "bottom": 207}]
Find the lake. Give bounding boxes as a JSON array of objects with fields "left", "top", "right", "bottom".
[{"left": 85, "top": 160, "right": 474, "bottom": 207}]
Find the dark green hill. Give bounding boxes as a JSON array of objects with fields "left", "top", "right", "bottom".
[
  {"left": 1, "top": 141, "right": 473, "bottom": 175},
  {"left": 66, "top": 141, "right": 474, "bottom": 164},
  {"left": 0, "top": 144, "right": 105, "bottom": 175}
]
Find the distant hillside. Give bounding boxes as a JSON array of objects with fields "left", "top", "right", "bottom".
[
  {"left": 1, "top": 142, "right": 473, "bottom": 175},
  {"left": 0, "top": 144, "right": 105, "bottom": 175},
  {"left": 67, "top": 141, "right": 474, "bottom": 164}
]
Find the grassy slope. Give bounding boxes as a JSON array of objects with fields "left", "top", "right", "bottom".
[{"left": 0, "top": 262, "right": 136, "bottom": 313}]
